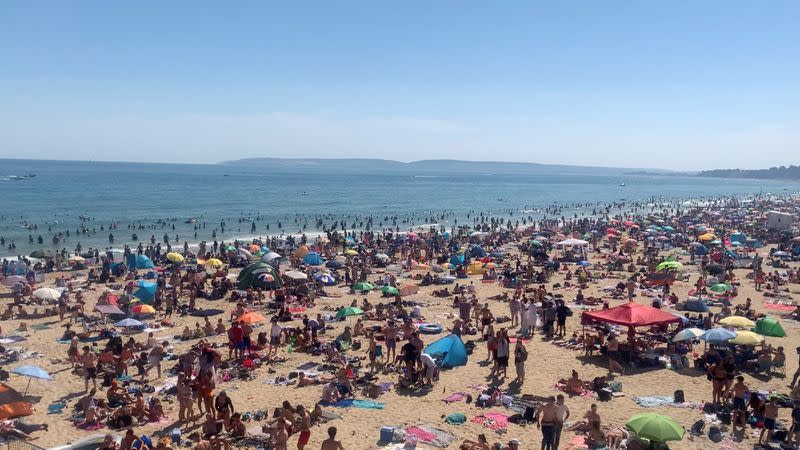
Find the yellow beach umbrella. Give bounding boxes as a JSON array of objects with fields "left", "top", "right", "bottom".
[
  {"left": 719, "top": 316, "right": 755, "bottom": 328},
  {"left": 698, "top": 233, "right": 716, "bottom": 241},
  {"left": 203, "top": 258, "right": 224, "bottom": 267},
  {"left": 730, "top": 330, "right": 764, "bottom": 346},
  {"left": 345, "top": 249, "right": 358, "bottom": 256},
  {"left": 166, "top": 252, "right": 184, "bottom": 263}
]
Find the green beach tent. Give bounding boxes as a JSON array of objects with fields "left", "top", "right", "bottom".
[{"left": 754, "top": 318, "right": 786, "bottom": 337}]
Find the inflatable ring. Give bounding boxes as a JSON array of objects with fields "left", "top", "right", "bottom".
[{"left": 419, "top": 323, "right": 443, "bottom": 334}]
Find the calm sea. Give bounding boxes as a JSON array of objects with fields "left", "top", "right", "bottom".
[{"left": 1, "top": 159, "right": 796, "bottom": 258}]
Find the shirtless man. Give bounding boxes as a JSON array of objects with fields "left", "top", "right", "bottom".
[
  {"left": 120, "top": 429, "right": 147, "bottom": 450},
  {"left": 731, "top": 376, "right": 748, "bottom": 431},
  {"left": 147, "top": 340, "right": 166, "bottom": 379},
  {"left": 536, "top": 396, "right": 558, "bottom": 450},
  {"left": 273, "top": 419, "right": 289, "bottom": 450},
  {"left": 189, "top": 432, "right": 212, "bottom": 450},
  {"left": 296, "top": 405, "right": 311, "bottom": 449},
  {"left": 320, "top": 426, "right": 344, "bottom": 450},
  {"left": 81, "top": 345, "right": 98, "bottom": 392},
  {"left": 760, "top": 398, "right": 779, "bottom": 446},
  {"left": 383, "top": 321, "right": 398, "bottom": 362}
]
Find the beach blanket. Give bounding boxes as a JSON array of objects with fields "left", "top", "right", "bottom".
[
  {"left": 0, "top": 336, "right": 25, "bottom": 344},
  {"left": 764, "top": 301, "right": 796, "bottom": 311},
  {"left": 632, "top": 396, "right": 704, "bottom": 409},
  {"left": 443, "top": 392, "right": 467, "bottom": 403},
  {"left": 508, "top": 337, "right": 530, "bottom": 344},
  {"left": 405, "top": 425, "right": 456, "bottom": 448},
  {"left": 445, "top": 412, "right": 467, "bottom": 425},
  {"left": 470, "top": 412, "right": 509, "bottom": 430},
  {"left": 327, "top": 399, "right": 385, "bottom": 409},
  {"left": 76, "top": 421, "right": 105, "bottom": 431},
  {"left": 553, "top": 383, "right": 596, "bottom": 398}
]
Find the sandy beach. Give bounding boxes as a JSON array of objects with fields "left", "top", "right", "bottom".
[{"left": 1, "top": 206, "right": 799, "bottom": 450}]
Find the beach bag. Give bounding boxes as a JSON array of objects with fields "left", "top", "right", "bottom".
[
  {"left": 717, "top": 407, "right": 731, "bottom": 425},
  {"left": 708, "top": 425, "right": 723, "bottom": 443},
  {"left": 673, "top": 389, "right": 685, "bottom": 403},
  {"left": 689, "top": 420, "right": 705, "bottom": 436},
  {"left": 598, "top": 388, "right": 612, "bottom": 401}
]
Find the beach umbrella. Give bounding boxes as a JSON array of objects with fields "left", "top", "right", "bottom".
[
  {"left": 719, "top": 316, "right": 755, "bottom": 328},
  {"left": 11, "top": 365, "right": 52, "bottom": 395},
  {"left": 237, "top": 311, "right": 266, "bottom": 324},
  {"left": 626, "top": 413, "right": 685, "bottom": 442},
  {"left": 284, "top": 270, "right": 308, "bottom": 281},
  {"left": 375, "top": 253, "right": 390, "bottom": 262},
  {"left": 262, "top": 252, "right": 282, "bottom": 262},
  {"left": 28, "top": 249, "right": 53, "bottom": 259},
  {"left": 32, "top": 287, "right": 61, "bottom": 301},
  {"left": 130, "top": 304, "right": 156, "bottom": 315},
  {"left": 166, "top": 252, "right": 184, "bottom": 263},
  {"left": 656, "top": 261, "right": 682, "bottom": 271},
  {"left": 708, "top": 283, "right": 733, "bottom": 293},
  {"left": 314, "top": 273, "right": 336, "bottom": 286},
  {"left": 237, "top": 248, "right": 253, "bottom": 259},
  {"left": 698, "top": 233, "right": 716, "bottom": 241},
  {"left": 576, "top": 260, "right": 592, "bottom": 267},
  {"left": 754, "top": 318, "right": 786, "bottom": 337},
  {"left": 325, "top": 260, "right": 343, "bottom": 269},
  {"left": 730, "top": 330, "right": 765, "bottom": 346},
  {"left": 115, "top": 318, "right": 144, "bottom": 328},
  {"left": 336, "top": 307, "right": 364, "bottom": 319},
  {"left": 672, "top": 328, "right": 705, "bottom": 342},
  {"left": 204, "top": 258, "right": 224, "bottom": 268},
  {"left": 2, "top": 275, "right": 27, "bottom": 287},
  {"left": 700, "top": 327, "right": 736, "bottom": 342},
  {"left": 345, "top": 249, "right": 358, "bottom": 256},
  {"left": 398, "top": 285, "right": 419, "bottom": 296},
  {"left": 68, "top": 255, "right": 86, "bottom": 263},
  {"left": 381, "top": 286, "right": 400, "bottom": 296},
  {"left": 94, "top": 304, "right": 125, "bottom": 315},
  {"left": 353, "top": 282, "right": 375, "bottom": 292}
]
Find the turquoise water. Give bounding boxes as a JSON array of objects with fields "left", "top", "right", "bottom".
[{"left": 1, "top": 159, "right": 796, "bottom": 257}]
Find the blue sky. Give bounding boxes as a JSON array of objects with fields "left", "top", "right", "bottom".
[{"left": 1, "top": 1, "right": 798, "bottom": 170}]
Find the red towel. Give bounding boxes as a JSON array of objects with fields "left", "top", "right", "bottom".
[{"left": 405, "top": 426, "right": 437, "bottom": 442}]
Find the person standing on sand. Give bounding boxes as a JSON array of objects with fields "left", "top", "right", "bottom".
[
  {"left": 510, "top": 295, "right": 520, "bottom": 328},
  {"left": 320, "top": 426, "right": 344, "bottom": 450},
  {"left": 296, "top": 404, "right": 311, "bottom": 450},
  {"left": 81, "top": 345, "right": 97, "bottom": 393},
  {"left": 513, "top": 339, "right": 527, "bottom": 385},
  {"left": 536, "top": 396, "right": 558, "bottom": 450},
  {"left": 554, "top": 394, "right": 570, "bottom": 449}
]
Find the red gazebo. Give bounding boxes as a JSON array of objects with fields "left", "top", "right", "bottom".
[{"left": 582, "top": 302, "right": 681, "bottom": 345}]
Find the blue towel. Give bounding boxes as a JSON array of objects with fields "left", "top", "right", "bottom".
[{"left": 327, "top": 399, "right": 385, "bottom": 409}]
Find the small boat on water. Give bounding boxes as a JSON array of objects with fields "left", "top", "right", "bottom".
[{"left": 620, "top": 182, "right": 626, "bottom": 187}]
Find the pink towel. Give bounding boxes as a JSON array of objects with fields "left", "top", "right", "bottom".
[
  {"left": 443, "top": 392, "right": 467, "bottom": 403},
  {"left": 471, "top": 412, "right": 509, "bottom": 430},
  {"left": 405, "top": 426, "right": 437, "bottom": 442}
]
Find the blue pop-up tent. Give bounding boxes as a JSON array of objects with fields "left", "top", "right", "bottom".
[
  {"left": 449, "top": 254, "right": 465, "bottom": 267},
  {"left": 303, "top": 252, "right": 324, "bottom": 266},
  {"left": 424, "top": 334, "right": 468, "bottom": 368},
  {"left": 468, "top": 244, "right": 486, "bottom": 259},
  {"left": 126, "top": 254, "right": 155, "bottom": 269},
  {"left": 133, "top": 281, "right": 157, "bottom": 304}
]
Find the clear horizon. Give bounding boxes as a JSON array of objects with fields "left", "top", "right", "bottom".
[{"left": 1, "top": 1, "right": 798, "bottom": 170}]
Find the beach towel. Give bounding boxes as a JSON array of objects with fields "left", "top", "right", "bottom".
[
  {"left": 633, "top": 396, "right": 675, "bottom": 408},
  {"left": 406, "top": 425, "right": 457, "bottom": 448},
  {"left": 508, "top": 337, "right": 530, "bottom": 344},
  {"left": 76, "top": 421, "right": 105, "bottom": 431},
  {"left": 327, "top": 399, "right": 385, "bottom": 409},
  {"left": 48, "top": 403, "right": 66, "bottom": 414},
  {"left": 445, "top": 413, "right": 467, "bottom": 425},
  {"left": 443, "top": 392, "right": 467, "bottom": 403},
  {"left": 470, "top": 412, "right": 509, "bottom": 430},
  {"left": 764, "top": 303, "right": 796, "bottom": 311}
]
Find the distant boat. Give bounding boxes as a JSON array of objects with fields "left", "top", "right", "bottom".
[
  {"left": 620, "top": 182, "right": 626, "bottom": 187},
  {"left": 301, "top": 192, "right": 309, "bottom": 196}
]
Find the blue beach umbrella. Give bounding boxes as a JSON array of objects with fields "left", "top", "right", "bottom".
[
  {"left": 314, "top": 273, "right": 336, "bottom": 286},
  {"left": 700, "top": 327, "right": 736, "bottom": 343},
  {"left": 12, "top": 365, "right": 52, "bottom": 395},
  {"left": 576, "top": 260, "right": 592, "bottom": 267},
  {"left": 115, "top": 318, "right": 145, "bottom": 328}
]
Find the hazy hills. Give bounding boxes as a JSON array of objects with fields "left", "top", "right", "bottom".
[{"left": 220, "top": 157, "right": 678, "bottom": 175}]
